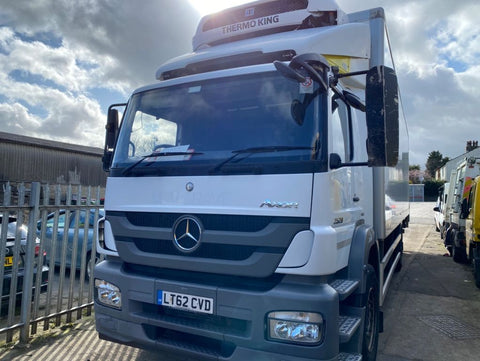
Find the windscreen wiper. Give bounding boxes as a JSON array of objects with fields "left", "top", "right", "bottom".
[
  {"left": 210, "top": 146, "right": 313, "bottom": 174},
  {"left": 122, "top": 151, "right": 203, "bottom": 176}
]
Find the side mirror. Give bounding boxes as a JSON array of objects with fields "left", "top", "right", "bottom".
[
  {"left": 102, "top": 104, "right": 125, "bottom": 171},
  {"left": 329, "top": 153, "right": 342, "bottom": 169},
  {"left": 365, "top": 66, "right": 399, "bottom": 167},
  {"left": 433, "top": 206, "right": 440, "bottom": 212}
]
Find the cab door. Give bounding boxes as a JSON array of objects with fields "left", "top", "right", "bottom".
[{"left": 330, "top": 92, "right": 364, "bottom": 265}]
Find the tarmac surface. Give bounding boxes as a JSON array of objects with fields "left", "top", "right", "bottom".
[{"left": 1, "top": 202, "right": 479, "bottom": 361}]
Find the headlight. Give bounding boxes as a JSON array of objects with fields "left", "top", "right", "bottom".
[
  {"left": 267, "top": 311, "right": 323, "bottom": 344},
  {"left": 95, "top": 279, "right": 122, "bottom": 309}
]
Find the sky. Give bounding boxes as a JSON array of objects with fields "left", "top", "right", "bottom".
[{"left": 0, "top": 0, "right": 479, "bottom": 168}]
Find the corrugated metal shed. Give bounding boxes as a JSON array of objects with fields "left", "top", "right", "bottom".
[{"left": 0, "top": 131, "right": 106, "bottom": 186}]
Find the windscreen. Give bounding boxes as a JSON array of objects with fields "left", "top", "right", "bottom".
[{"left": 112, "top": 71, "right": 326, "bottom": 176}]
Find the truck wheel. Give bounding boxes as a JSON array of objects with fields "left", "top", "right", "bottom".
[
  {"left": 362, "top": 265, "right": 380, "bottom": 361},
  {"left": 452, "top": 245, "right": 467, "bottom": 263},
  {"left": 474, "top": 258, "right": 480, "bottom": 289},
  {"left": 444, "top": 228, "right": 453, "bottom": 249}
]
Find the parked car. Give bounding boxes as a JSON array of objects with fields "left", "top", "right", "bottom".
[
  {"left": 0, "top": 216, "right": 49, "bottom": 303},
  {"left": 37, "top": 209, "right": 104, "bottom": 279}
]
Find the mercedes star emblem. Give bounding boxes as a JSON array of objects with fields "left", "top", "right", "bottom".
[{"left": 172, "top": 215, "right": 202, "bottom": 253}]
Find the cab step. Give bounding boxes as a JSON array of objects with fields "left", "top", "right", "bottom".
[
  {"left": 330, "top": 279, "right": 359, "bottom": 301},
  {"left": 338, "top": 315, "right": 362, "bottom": 343},
  {"left": 338, "top": 353, "right": 362, "bottom": 361}
]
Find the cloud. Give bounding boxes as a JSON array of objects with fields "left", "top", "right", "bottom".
[
  {"left": 1, "top": 0, "right": 199, "bottom": 88},
  {"left": 0, "top": 71, "right": 105, "bottom": 145},
  {"left": 0, "top": 0, "right": 200, "bottom": 148},
  {"left": 0, "top": 102, "right": 42, "bottom": 134}
]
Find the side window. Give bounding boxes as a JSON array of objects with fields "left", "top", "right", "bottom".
[
  {"left": 46, "top": 217, "right": 54, "bottom": 229},
  {"left": 44, "top": 213, "right": 65, "bottom": 229},
  {"left": 70, "top": 210, "right": 94, "bottom": 228},
  {"left": 57, "top": 213, "right": 66, "bottom": 229},
  {"left": 331, "top": 96, "right": 352, "bottom": 162},
  {"left": 88, "top": 212, "right": 95, "bottom": 229},
  {"left": 468, "top": 185, "right": 475, "bottom": 213},
  {"left": 453, "top": 166, "right": 466, "bottom": 212},
  {"left": 78, "top": 211, "right": 87, "bottom": 228}
]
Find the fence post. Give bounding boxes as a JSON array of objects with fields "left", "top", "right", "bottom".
[
  {"left": 0, "top": 183, "right": 11, "bottom": 306},
  {"left": 19, "top": 182, "right": 41, "bottom": 343}
]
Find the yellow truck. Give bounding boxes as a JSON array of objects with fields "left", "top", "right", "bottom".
[{"left": 464, "top": 175, "right": 480, "bottom": 288}]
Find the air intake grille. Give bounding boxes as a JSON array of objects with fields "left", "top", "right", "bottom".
[{"left": 123, "top": 211, "right": 277, "bottom": 232}]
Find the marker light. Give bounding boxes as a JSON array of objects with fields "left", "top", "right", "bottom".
[
  {"left": 267, "top": 311, "right": 323, "bottom": 344},
  {"left": 95, "top": 279, "right": 122, "bottom": 309}
]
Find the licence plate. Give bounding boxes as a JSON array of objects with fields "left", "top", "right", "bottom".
[
  {"left": 4, "top": 256, "right": 13, "bottom": 267},
  {"left": 157, "top": 290, "right": 213, "bottom": 314}
]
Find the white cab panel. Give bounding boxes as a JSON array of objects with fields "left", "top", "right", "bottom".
[{"left": 105, "top": 174, "right": 313, "bottom": 217}]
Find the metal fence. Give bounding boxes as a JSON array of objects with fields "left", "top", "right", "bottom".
[
  {"left": 409, "top": 184, "right": 425, "bottom": 202},
  {"left": 0, "top": 182, "right": 104, "bottom": 344}
]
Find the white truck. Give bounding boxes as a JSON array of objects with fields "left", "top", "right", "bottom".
[
  {"left": 444, "top": 157, "right": 480, "bottom": 262},
  {"left": 94, "top": 1, "right": 409, "bottom": 360}
]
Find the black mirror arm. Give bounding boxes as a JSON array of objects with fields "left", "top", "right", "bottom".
[
  {"left": 329, "top": 153, "right": 368, "bottom": 169},
  {"left": 331, "top": 66, "right": 369, "bottom": 81}
]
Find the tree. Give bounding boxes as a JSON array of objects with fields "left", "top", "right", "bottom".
[
  {"left": 409, "top": 164, "right": 422, "bottom": 184},
  {"left": 425, "top": 151, "right": 449, "bottom": 178}
]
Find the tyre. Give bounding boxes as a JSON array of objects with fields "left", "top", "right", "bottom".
[
  {"left": 474, "top": 257, "right": 480, "bottom": 289},
  {"left": 451, "top": 230, "right": 467, "bottom": 263},
  {"left": 362, "top": 265, "right": 380, "bottom": 361},
  {"left": 444, "top": 227, "right": 453, "bottom": 249},
  {"left": 452, "top": 245, "right": 467, "bottom": 263}
]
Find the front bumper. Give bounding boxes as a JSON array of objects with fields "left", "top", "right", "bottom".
[{"left": 94, "top": 260, "right": 341, "bottom": 361}]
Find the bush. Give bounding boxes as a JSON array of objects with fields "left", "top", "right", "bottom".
[{"left": 423, "top": 179, "right": 446, "bottom": 201}]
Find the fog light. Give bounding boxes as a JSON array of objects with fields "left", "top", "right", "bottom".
[
  {"left": 95, "top": 279, "right": 122, "bottom": 309},
  {"left": 267, "top": 312, "right": 323, "bottom": 344}
]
